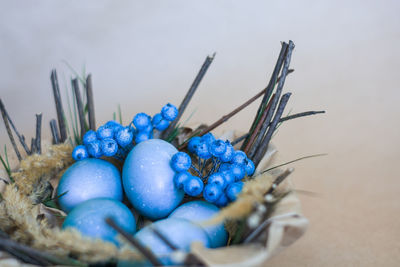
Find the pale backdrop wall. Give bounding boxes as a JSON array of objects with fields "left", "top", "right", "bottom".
[{"left": 1, "top": 1, "right": 399, "bottom": 266}]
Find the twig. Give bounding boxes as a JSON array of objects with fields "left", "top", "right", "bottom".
[
  {"left": 243, "top": 168, "right": 294, "bottom": 244},
  {"left": 150, "top": 227, "right": 178, "bottom": 250},
  {"left": 178, "top": 85, "right": 269, "bottom": 150},
  {"left": 253, "top": 93, "right": 292, "bottom": 167},
  {"left": 86, "top": 74, "right": 96, "bottom": 130},
  {"left": 162, "top": 53, "right": 216, "bottom": 139},
  {"left": 0, "top": 100, "right": 21, "bottom": 161},
  {"left": 0, "top": 99, "right": 31, "bottom": 155},
  {"left": 30, "top": 138, "right": 36, "bottom": 154},
  {"left": 266, "top": 168, "right": 294, "bottom": 195},
  {"left": 51, "top": 70, "right": 67, "bottom": 142},
  {"left": 249, "top": 40, "right": 295, "bottom": 161},
  {"left": 35, "top": 113, "right": 42, "bottom": 154},
  {"left": 231, "top": 133, "right": 249, "bottom": 146},
  {"left": 241, "top": 42, "right": 288, "bottom": 150},
  {"left": 50, "top": 119, "right": 60, "bottom": 144},
  {"left": 243, "top": 94, "right": 275, "bottom": 155},
  {"left": 0, "top": 235, "right": 87, "bottom": 266},
  {"left": 105, "top": 217, "right": 162, "bottom": 266},
  {"left": 72, "top": 78, "right": 86, "bottom": 138},
  {"left": 279, "top": 110, "right": 325, "bottom": 123},
  {"left": 232, "top": 110, "right": 324, "bottom": 149}
]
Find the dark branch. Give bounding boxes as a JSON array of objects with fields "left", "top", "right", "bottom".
[
  {"left": 51, "top": 70, "right": 67, "bottom": 142},
  {"left": 35, "top": 113, "right": 42, "bottom": 154},
  {"left": 0, "top": 99, "right": 22, "bottom": 160},
  {"left": 105, "top": 217, "right": 162, "bottom": 266},
  {"left": 72, "top": 78, "right": 86, "bottom": 138},
  {"left": 86, "top": 74, "right": 96, "bottom": 130},
  {"left": 0, "top": 99, "right": 31, "bottom": 155},
  {"left": 162, "top": 53, "right": 216, "bottom": 140}
]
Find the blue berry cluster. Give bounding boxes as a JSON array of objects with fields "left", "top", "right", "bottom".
[
  {"left": 72, "top": 103, "right": 178, "bottom": 161},
  {"left": 72, "top": 120, "right": 134, "bottom": 161},
  {"left": 171, "top": 133, "right": 255, "bottom": 207}
]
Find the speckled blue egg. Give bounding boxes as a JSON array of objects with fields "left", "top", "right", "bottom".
[
  {"left": 134, "top": 218, "right": 210, "bottom": 258},
  {"left": 122, "top": 139, "right": 184, "bottom": 220},
  {"left": 168, "top": 200, "right": 228, "bottom": 248},
  {"left": 62, "top": 198, "right": 136, "bottom": 245},
  {"left": 57, "top": 158, "right": 123, "bottom": 213}
]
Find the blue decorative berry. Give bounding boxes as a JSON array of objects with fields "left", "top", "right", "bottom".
[
  {"left": 230, "top": 164, "right": 246, "bottom": 181},
  {"left": 196, "top": 140, "right": 211, "bottom": 159},
  {"left": 219, "top": 163, "right": 231, "bottom": 172},
  {"left": 161, "top": 103, "right": 178, "bottom": 121},
  {"left": 100, "top": 138, "right": 118, "bottom": 157},
  {"left": 115, "top": 127, "right": 133, "bottom": 147},
  {"left": 135, "top": 131, "right": 151, "bottom": 144},
  {"left": 171, "top": 152, "right": 192, "bottom": 172},
  {"left": 72, "top": 145, "right": 89, "bottom": 161},
  {"left": 86, "top": 140, "right": 103, "bottom": 158},
  {"left": 83, "top": 130, "right": 97, "bottom": 145},
  {"left": 209, "top": 139, "right": 227, "bottom": 157},
  {"left": 104, "top": 120, "right": 122, "bottom": 130},
  {"left": 220, "top": 142, "right": 234, "bottom": 162},
  {"left": 201, "top": 133, "right": 215, "bottom": 145},
  {"left": 174, "top": 171, "right": 191, "bottom": 189},
  {"left": 97, "top": 125, "right": 114, "bottom": 140},
  {"left": 152, "top": 113, "right": 170, "bottom": 131},
  {"left": 226, "top": 182, "right": 244, "bottom": 202},
  {"left": 207, "top": 172, "right": 227, "bottom": 190},
  {"left": 245, "top": 159, "right": 255, "bottom": 176},
  {"left": 133, "top": 113, "right": 151, "bottom": 131},
  {"left": 141, "top": 123, "right": 153, "bottom": 133},
  {"left": 221, "top": 170, "right": 235, "bottom": 185},
  {"left": 214, "top": 192, "right": 228, "bottom": 207},
  {"left": 231, "top": 151, "right": 248, "bottom": 165},
  {"left": 203, "top": 183, "right": 223, "bottom": 203},
  {"left": 188, "top": 136, "right": 201, "bottom": 154},
  {"left": 184, "top": 176, "right": 204, "bottom": 197}
]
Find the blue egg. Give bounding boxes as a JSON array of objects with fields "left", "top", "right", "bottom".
[
  {"left": 57, "top": 158, "right": 123, "bottom": 213},
  {"left": 62, "top": 198, "right": 136, "bottom": 245},
  {"left": 134, "top": 218, "right": 210, "bottom": 258},
  {"left": 168, "top": 200, "right": 228, "bottom": 248},
  {"left": 122, "top": 139, "right": 184, "bottom": 220}
]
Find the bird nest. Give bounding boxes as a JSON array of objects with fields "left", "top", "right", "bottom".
[{"left": 0, "top": 40, "right": 322, "bottom": 266}]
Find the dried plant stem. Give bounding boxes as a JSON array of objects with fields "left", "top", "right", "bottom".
[
  {"left": 105, "top": 217, "right": 162, "bottom": 266},
  {"left": 0, "top": 234, "right": 86, "bottom": 266},
  {"left": 0, "top": 99, "right": 31, "bottom": 155},
  {"left": 150, "top": 227, "right": 178, "bottom": 250},
  {"left": 30, "top": 138, "right": 36, "bottom": 154},
  {"left": 279, "top": 110, "right": 325, "bottom": 122},
  {"left": 0, "top": 100, "right": 22, "bottom": 161},
  {"left": 249, "top": 40, "right": 295, "bottom": 160},
  {"left": 34, "top": 113, "right": 42, "bottom": 154},
  {"left": 50, "top": 119, "right": 60, "bottom": 144},
  {"left": 231, "top": 133, "right": 249, "bottom": 146},
  {"left": 179, "top": 86, "right": 269, "bottom": 150},
  {"left": 243, "top": 94, "right": 275, "bottom": 154},
  {"left": 72, "top": 78, "right": 86, "bottom": 138},
  {"left": 162, "top": 53, "right": 216, "bottom": 139},
  {"left": 51, "top": 70, "right": 67, "bottom": 142},
  {"left": 86, "top": 74, "right": 96, "bottom": 130},
  {"left": 253, "top": 93, "right": 292, "bottom": 167},
  {"left": 232, "top": 110, "right": 324, "bottom": 148},
  {"left": 243, "top": 168, "right": 294, "bottom": 244},
  {"left": 241, "top": 42, "right": 288, "bottom": 150}
]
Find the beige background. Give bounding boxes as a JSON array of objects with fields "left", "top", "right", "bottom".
[{"left": 1, "top": 1, "right": 399, "bottom": 266}]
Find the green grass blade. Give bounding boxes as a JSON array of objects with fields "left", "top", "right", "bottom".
[{"left": 118, "top": 104, "right": 122, "bottom": 124}]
